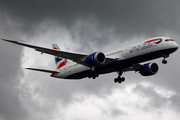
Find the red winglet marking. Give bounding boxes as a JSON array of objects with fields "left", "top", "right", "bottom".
[
  {"left": 53, "top": 47, "right": 58, "bottom": 50},
  {"left": 57, "top": 60, "right": 67, "bottom": 70},
  {"left": 145, "top": 38, "right": 162, "bottom": 43}
]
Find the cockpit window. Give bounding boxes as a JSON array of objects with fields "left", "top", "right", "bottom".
[
  {"left": 165, "top": 39, "right": 174, "bottom": 42},
  {"left": 169, "top": 39, "right": 174, "bottom": 41}
]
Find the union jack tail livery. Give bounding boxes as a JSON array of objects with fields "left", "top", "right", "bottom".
[{"left": 52, "top": 44, "right": 67, "bottom": 72}]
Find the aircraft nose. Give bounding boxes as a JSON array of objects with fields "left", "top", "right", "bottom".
[{"left": 172, "top": 41, "right": 179, "bottom": 51}]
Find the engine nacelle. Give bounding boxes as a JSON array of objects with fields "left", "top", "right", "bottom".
[
  {"left": 139, "top": 62, "right": 159, "bottom": 76},
  {"left": 85, "top": 52, "right": 106, "bottom": 66}
]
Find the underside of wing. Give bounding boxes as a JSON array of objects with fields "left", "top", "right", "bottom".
[
  {"left": 1, "top": 39, "right": 117, "bottom": 67},
  {"left": 2, "top": 39, "right": 89, "bottom": 66},
  {"left": 123, "top": 64, "right": 142, "bottom": 72}
]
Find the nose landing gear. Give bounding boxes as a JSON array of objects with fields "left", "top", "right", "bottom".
[
  {"left": 162, "top": 59, "right": 167, "bottom": 64},
  {"left": 162, "top": 54, "right": 169, "bottom": 64}
]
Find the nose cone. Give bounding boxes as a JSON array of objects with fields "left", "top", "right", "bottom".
[{"left": 172, "top": 42, "right": 179, "bottom": 51}]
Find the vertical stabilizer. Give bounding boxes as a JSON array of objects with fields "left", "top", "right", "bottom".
[{"left": 52, "top": 44, "right": 67, "bottom": 71}]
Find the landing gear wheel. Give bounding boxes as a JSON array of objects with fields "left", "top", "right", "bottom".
[
  {"left": 121, "top": 77, "right": 125, "bottom": 82},
  {"left": 114, "top": 71, "right": 125, "bottom": 84},
  {"left": 117, "top": 76, "right": 121, "bottom": 84},
  {"left": 114, "top": 78, "right": 118, "bottom": 83},
  {"left": 114, "top": 76, "right": 125, "bottom": 84},
  {"left": 118, "top": 77, "right": 125, "bottom": 83},
  {"left": 118, "top": 80, "right": 122, "bottom": 84},
  {"left": 162, "top": 54, "right": 169, "bottom": 64},
  {"left": 162, "top": 59, "right": 167, "bottom": 64}
]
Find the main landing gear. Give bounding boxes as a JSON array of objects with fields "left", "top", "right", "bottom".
[
  {"left": 114, "top": 71, "right": 125, "bottom": 84},
  {"left": 88, "top": 72, "right": 99, "bottom": 79},
  {"left": 162, "top": 54, "right": 169, "bottom": 64}
]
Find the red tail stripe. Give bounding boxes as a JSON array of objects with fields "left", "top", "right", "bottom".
[
  {"left": 57, "top": 60, "right": 67, "bottom": 70},
  {"left": 144, "top": 38, "right": 162, "bottom": 43},
  {"left": 53, "top": 47, "right": 58, "bottom": 50},
  {"left": 51, "top": 73, "right": 54, "bottom": 77}
]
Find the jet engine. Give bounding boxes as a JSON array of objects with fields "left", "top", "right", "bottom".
[
  {"left": 85, "top": 52, "right": 106, "bottom": 66},
  {"left": 139, "top": 62, "right": 159, "bottom": 76}
]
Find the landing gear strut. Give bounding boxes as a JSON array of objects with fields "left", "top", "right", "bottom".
[
  {"left": 114, "top": 71, "right": 125, "bottom": 84},
  {"left": 162, "top": 54, "right": 169, "bottom": 64},
  {"left": 88, "top": 72, "right": 99, "bottom": 79}
]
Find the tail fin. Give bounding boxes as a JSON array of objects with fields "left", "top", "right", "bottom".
[{"left": 52, "top": 44, "right": 67, "bottom": 71}]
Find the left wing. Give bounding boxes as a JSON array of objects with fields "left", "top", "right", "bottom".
[{"left": 1, "top": 39, "right": 116, "bottom": 67}]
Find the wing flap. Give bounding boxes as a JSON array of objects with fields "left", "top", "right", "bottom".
[{"left": 123, "top": 64, "right": 142, "bottom": 72}]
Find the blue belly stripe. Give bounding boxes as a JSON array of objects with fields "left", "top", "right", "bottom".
[{"left": 65, "top": 48, "right": 177, "bottom": 79}]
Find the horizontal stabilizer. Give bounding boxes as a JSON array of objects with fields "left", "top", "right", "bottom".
[{"left": 26, "top": 68, "right": 59, "bottom": 73}]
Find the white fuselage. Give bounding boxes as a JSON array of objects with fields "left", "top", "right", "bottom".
[{"left": 53, "top": 37, "right": 178, "bottom": 79}]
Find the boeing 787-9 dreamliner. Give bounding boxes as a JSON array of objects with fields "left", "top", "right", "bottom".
[{"left": 1, "top": 37, "right": 178, "bottom": 84}]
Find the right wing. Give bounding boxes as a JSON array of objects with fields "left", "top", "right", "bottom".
[{"left": 2, "top": 39, "right": 116, "bottom": 67}]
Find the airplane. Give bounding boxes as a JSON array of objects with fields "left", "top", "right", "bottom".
[{"left": 1, "top": 37, "right": 179, "bottom": 84}]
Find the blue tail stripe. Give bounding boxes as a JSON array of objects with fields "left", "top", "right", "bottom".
[{"left": 55, "top": 58, "right": 62, "bottom": 63}]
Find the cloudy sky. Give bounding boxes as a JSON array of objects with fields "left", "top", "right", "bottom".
[{"left": 0, "top": 0, "right": 180, "bottom": 120}]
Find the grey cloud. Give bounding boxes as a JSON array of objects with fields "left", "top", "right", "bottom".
[
  {"left": 134, "top": 84, "right": 167, "bottom": 109},
  {"left": 133, "top": 83, "right": 180, "bottom": 113},
  {"left": 18, "top": 83, "right": 58, "bottom": 120},
  {"left": 102, "top": 107, "right": 127, "bottom": 117},
  {"left": 169, "top": 94, "right": 180, "bottom": 112},
  {"left": 147, "top": 56, "right": 180, "bottom": 94},
  {"left": 0, "top": 82, "right": 28, "bottom": 120},
  {"left": 1, "top": 0, "right": 180, "bottom": 40},
  {"left": 110, "top": 108, "right": 127, "bottom": 117},
  {"left": 27, "top": 73, "right": 118, "bottom": 106},
  {"left": 0, "top": 15, "right": 28, "bottom": 120}
]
